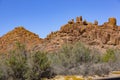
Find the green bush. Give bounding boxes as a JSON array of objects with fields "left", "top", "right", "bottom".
[
  {"left": 25, "top": 51, "right": 52, "bottom": 80},
  {"left": 1, "top": 41, "right": 120, "bottom": 78},
  {"left": 6, "top": 50, "right": 27, "bottom": 79},
  {"left": 102, "top": 49, "right": 116, "bottom": 62},
  {"left": 72, "top": 42, "right": 91, "bottom": 63},
  {"left": 0, "top": 42, "right": 53, "bottom": 80},
  {"left": 0, "top": 68, "right": 5, "bottom": 80},
  {"left": 48, "top": 42, "right": 120, "bottom": 76},
  {"left": 48, "top": 42, "right": 97, "bottom": 75}
]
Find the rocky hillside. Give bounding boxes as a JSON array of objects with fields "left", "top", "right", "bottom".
[
  {"left": 0, "top": 27, "right": 42, "bottom": 53},
  {"left": 34, "top": 16, "right": 120, "bottom": 52},
  {"left": 1, "top": 16, "right": 120, "bottom": 53}
]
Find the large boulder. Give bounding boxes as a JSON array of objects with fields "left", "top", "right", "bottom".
[
  {"left": 76, "top": 16, "right": 82, "bottom": 23},
  {"left": 108, "top": 17, "right": 116, "bottom": 26}
]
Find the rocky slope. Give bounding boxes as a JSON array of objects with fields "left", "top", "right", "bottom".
[
  {"left": 34, "top": 16, "right": 120, "bottom": 52},
  {"left": 1, "top": 16, "right": 120, "bottom": 53},
  {"left": 0, "top": 27, "right": 42, "bottom": 53}
]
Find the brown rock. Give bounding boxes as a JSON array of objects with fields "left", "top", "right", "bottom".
[
  {"left": 0, "top": 26, "right": 43, "bottom": 53},
  {"left": 76, "top": 16, "right": 82, "bottom": 23},
  {"left": 109, "top": 36, "right": 117, "bottom": 45},
  {"left": 108, "top": 17, "right": 116, "bottom": 26},
  {"left": 83, "top": 20, "right": 88, "bottom": 25},
  {"left": 101, "top": 32, "right": 110, "bottom": 44},
  {"left": 90, "top": 30, "right": 97, "bottom": 40},
  {"left": 94, "top": 20, "right": 98, "bottom": 25},
  {"left": 1, "top": 16, "right": 120, "bottom": 53},
  {"left": 68, "top": 19, "right": 74, "bottom": 24}
]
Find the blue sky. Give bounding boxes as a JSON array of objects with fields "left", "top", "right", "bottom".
[{"left": 0, "top": 0, "right": 120, "bottom": 38}]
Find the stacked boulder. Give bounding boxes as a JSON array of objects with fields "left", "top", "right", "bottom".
[{"left": 43, "top": 16, "right": 120, "bottom": 52}]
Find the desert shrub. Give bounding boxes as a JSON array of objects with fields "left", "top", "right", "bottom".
[
  {"left": 48, "top": 42, "right": 120, "bottom": 76},
  {"left": 47, "top": 42, "right": 102, "bottom": 75},
  {"left": 102, "top": 49, "right": 116, "bottom": 62},
  {"left": 106, "top": 49, "right": 120, "bottom": 70},
  {"left": 72, "top": 42, "right": 101, "bottom": 64},
  {"left": 81, "top": 49, "right": 120, "bottom": 76},
  {"left": 5, "top": 51, "right": 27, "bottom": 80},
  {"left": 0, "top": 42, "right": 53, "bottom": 80},
  {"left": 89, "top": 63, "right": 112, "bottom": 76},
  {"left": 47, "top": 44, "right": 75, "bottom": 75},
  {"left": 0, "top": 66, "right": 6, "bottom": 80},
  {"left": 25, "top": 51, "right": 53, "bottom": 80},
  {"left": 4, "top": 43, "right": 27, "bottom": 80},
  {"left": 0, "top": 53, "right": 10, "bottom": 80},
  {"left": 1, "top": 41, "right": 120, "bottom": 78}
]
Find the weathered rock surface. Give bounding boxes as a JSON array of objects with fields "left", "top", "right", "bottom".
[
  {"left": 0, "top": 26, "right": 42, "bottom": 53},
  {"left": 0, "top": 16, "right": 120, "bottom": 53},
  {"left": 35, "top": 16, "right": 120, "bottom": 52}
]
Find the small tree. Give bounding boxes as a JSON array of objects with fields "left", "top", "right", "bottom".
[
  {"left": 0, "top": 42, "right": 53, "bottom": 80},
  {"left": 25, "top": 51, "right": 51, "bottom": 80},
  {"left": 5, "top": 42, "right": 27, "bottom": 79}
]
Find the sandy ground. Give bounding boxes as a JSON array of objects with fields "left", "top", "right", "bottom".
[{"left": 42, "top": 71, "right": 120, "bottom": 80}]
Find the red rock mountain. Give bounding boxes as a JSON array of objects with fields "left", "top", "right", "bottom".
[
  {"left": 34, "top": 16, "right": 120, "bottom": 52},
  {"left": 0, "top": 27, "right": 42, "bottom": 53},
  {"left": 1, "top": 16, "right": 120, "bottom": 53}
]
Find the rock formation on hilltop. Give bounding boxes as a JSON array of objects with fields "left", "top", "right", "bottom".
[
  {"left": 34, "top": 16, "right": 120, "bottom": 52},
  {"left": 0, "top": 27, "right": 42, "bottom": 53},
  {"left": 0, "top": 16, "right": 120, "bottom": 53}
]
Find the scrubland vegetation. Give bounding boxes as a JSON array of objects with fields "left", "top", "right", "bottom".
[
  {"left": 0, "top": 42, "right": 120, "bottom": 80},
  {"left": 0, "top": 43, "right": 53, "bottom": 80},
  {"left": 48, "top": 42, "right": 120, "bottom": 76}
]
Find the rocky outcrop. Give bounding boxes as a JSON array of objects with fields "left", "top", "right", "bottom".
[
  {"left": 0, "top": 16, "right": 120, "bottom": 53},
  {"left": 37, "top": 16, "right": 120, "bottom": 52},
  {"left": 108, "top": 17, "right": 116, "bottom": 26}
]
